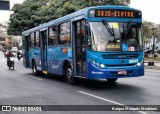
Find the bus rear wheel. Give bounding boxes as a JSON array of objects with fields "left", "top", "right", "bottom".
[
  {"left": 107, "top": 78, "right": 117, "bottom": 83},
  {"left": 66, "top": 65, "right": 75, "bottom": 84}
]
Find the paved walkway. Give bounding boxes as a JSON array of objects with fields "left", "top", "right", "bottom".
[{"left": 145, "top": 61, "right": 160, "bottom": 69}]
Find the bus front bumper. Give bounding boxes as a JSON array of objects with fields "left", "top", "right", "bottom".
[{"left": 87, "top": 62, "right": 144, "bottom": 80}]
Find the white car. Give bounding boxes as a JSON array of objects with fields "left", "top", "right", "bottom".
[
  {"left": 11, "top": 47, "right": 18, "bottom": 57},
  {"left": 11, "top": 50, "right": 17, "bottom": 57}
]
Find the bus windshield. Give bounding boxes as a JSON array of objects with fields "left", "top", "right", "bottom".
[{"left": 88, "top": 22, "right": 143, "bottom": 52}]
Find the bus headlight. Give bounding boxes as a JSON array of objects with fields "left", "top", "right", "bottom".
[
  {"left": 92, "top": 60, "right": 96, "bottom": 65},
  {"left": 137, "top": 62, "right": 141, "bottom": 66},
  {"left": 136, "top": 60, "right": 143, "bottom": 66},
  {"left": 96, "top": 62, "right": 100, "bottom": 67},
  {"left": 89, "top": 59, "right": 105, "bottom": 68},
  {"left": 100, "top": 64, "right": 105, "bottom": 68}
]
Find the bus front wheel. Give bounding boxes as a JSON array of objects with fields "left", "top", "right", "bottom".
[
  {"left": 66, "top": 65, "right": 75, "bottom": 84},
  {"left": 107, "top": 78, "right": 117, "bottom": 83}
]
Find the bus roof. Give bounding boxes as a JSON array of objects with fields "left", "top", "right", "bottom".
[{"left": 22, "top": 5, "right": 141, "bottom": 35}]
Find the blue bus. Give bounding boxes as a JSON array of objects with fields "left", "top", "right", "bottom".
[{"left": 22, "top": 5, "right": 144, "bottom": 84}]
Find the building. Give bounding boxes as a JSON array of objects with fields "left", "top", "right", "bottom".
[
  {"left": 0, "top": 23, "right": 7, "bottom": 49},
  {"left": 4, "top": 36, "right": 13, "bottom": 45},
  {"left": 12, "top": 35, "right": 22, "bottom": 48},
  {"left": 0, "top": 0, "right": 10, "bottom": 10},
  {"left": 0, "top": 23, "right": 22, "bottom": 50},
  {"left": 0, "top": 0, "right": 23, "bottom": 49},
  {"left": 0, "top": 23, "right": 17, "bottom": 49}
]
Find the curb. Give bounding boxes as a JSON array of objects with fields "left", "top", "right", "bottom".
[
  {"left": 145, "top": 66, "right": 160, "bottom": 70},
  {"left": 145, "top": 61, "right": 160, "bottom": 63}
]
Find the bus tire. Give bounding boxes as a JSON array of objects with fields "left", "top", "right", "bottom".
[
  {"left": 66, "top": 65, "right": 75, "bottom": 84},
  {"left": 32, "top": 61, "right": 39, "bottom": 76},
  {"left": 107, "top": 78, "right": 117, "bottom": 83}
]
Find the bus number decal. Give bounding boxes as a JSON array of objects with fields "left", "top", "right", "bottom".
[{"left": 129, "top": 59, "right": 138, "bottom": 63}]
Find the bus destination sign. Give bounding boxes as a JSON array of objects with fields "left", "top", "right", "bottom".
[{"left": 95, "top": 9, "right": 141, "bottom": 18}]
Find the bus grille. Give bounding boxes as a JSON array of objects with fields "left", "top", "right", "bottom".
[
  {"left": 101, "top": 54, "right": 139, "bottom": 59},
  {"left": 106, "top": 63, "right": 136, "bottom": 67}
]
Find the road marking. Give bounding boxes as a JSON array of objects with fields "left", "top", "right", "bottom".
[
  {"left": 29, "top": 76, "right": 43, "bottom": 81},
  {"left": 78, "top": 91, "right": 124, "bottom": 105},
  {"left": 78, "top": 91, "right": 148, "bottom": 114}
]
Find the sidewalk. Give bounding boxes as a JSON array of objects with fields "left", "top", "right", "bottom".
[{"left": 145, "top": 61, "right": 160, "bottom": 69}]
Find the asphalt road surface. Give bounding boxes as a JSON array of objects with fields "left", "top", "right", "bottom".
[{"left": 0, "top": 51, "right": 160, "bottom": 114}]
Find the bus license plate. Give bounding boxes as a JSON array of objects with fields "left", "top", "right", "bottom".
[{"left": 118, "top": 71, "right": 127, "bottom": 75}]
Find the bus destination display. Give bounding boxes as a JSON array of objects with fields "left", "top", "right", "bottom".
[{"left": 95, "top": 9, "right": 141, "bottom": 18}]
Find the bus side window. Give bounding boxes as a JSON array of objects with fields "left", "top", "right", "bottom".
[
  {"left": 31, "top": 33, "right": 34, "bottom": 48},
  {"left": 87, "top": 24, "right": 92, "bottom": 50},
  {"left": 48, "top": 26, "right": 58, "bottom": 46},
  {"left": 35, "top": 31, "right": 40, "bottom": 47},
  {"left": 58, "top": 21, "right": 71, "bottom": 45}
]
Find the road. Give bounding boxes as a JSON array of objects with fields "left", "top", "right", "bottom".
[{"left": 0, "top": 51, "right": 160, "bottom": 114}]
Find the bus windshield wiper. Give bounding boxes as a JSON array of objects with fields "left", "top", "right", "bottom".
[
  {"left": 102, "top": 19, "right": 116, "bottom": 45},
  {"left": 126, "top": 20, "right": 133, "bottom": 30},
  {"left": 102, "top": 19, "right": 114, "bottom": 36},
  {"left": 126, "top": 20, "right": 133, "bottom": 38}
]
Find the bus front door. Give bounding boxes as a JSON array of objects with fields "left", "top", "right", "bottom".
[
  {"left": 74, "top": 20, "right": 86, "bottom": 77},
  {"left": 40, "top": 30, "right": 48, "bottom": 71}
]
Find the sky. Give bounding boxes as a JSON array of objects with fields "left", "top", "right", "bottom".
[
  {"left": 0, "top": 0, "right": 160, "bottom": 24},
  {"left": 130, "top": 0, "right": 160, "bottom": 24}
]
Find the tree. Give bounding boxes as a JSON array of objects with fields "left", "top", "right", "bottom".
[
  {"left": 142, "top": 20, "right": 160, "bottom": 56},
  {"left": 91, "top": 0, "right": 130, "bottom": 6},
  {"left": 154, "top": 24, "right": 160, "bottom": 45},
  {"left": 7, "top": 0, "right": 49, "bottom": 35},
  {"left": 142, "top": 21, "right": 154, "bottom": 50},
  {"left": 7, "top": 0, "right": 130, "bottom": 35}
]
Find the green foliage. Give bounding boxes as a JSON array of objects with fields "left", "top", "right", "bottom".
[
  {"left": 91, "top": 0, "right": 130, "bottom": 6},
  {"left": 143, "top": 21, "right": 154, "bottom": 38},
  {"left": 7, "top": 0, "right": 47, "bottom": 35},
  {"left": 143, "top": 21, "right": 160, "bottom": 42},
  {"left": 142, "top": 20, "right": 160, "bottom": 52},
  {"left": 7, "top": 0, "right": 130, "bottom": 35}
]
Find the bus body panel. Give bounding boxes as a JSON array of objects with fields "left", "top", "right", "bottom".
[
  {"left": 47, "top": 46, "right": 73, "bottom": 75},
  {"left": 22, "top": 49, "right": 26, "bottom": 68},
  {"left": 47, "top": 46, "right": 58, "bottom": 74},
  {"left": 87, "top": 62, "right": 144, "bottom": 79},
  {"left": 28, "top": 48, "right": 41, "bottom": 70},
  {"left": 86, "top": 50, "right": 144, "bottom": 79},
  {"left": 22, "top": 6, "right": 141, "bottom": 35},
  {"left": 22, "top": 5, "right": 144, "bottom": 81}
]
